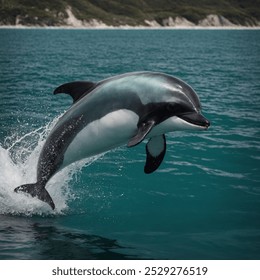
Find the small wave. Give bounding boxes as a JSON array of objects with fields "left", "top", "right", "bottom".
[{"left": 0, "top": 118, "right": 100, "bottom": 217}]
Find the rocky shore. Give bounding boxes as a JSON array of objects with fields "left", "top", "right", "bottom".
[{"left": 1, "top": 6, "right": 259, "bottom": 29}]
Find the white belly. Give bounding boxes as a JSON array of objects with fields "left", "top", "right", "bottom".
[{"left": 62, "top": 109, "right": 139, "bottom": 168}]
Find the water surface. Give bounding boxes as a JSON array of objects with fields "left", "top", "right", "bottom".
[{"left": 0, "top": 29, "right": 260, "bottom": 259}]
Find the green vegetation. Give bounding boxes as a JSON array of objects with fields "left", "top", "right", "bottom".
[{"left": 0, "top": 0, "right": 259, "bottom": 26}]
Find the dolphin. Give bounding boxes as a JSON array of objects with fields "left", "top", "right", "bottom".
[{"left": 14, "top": 72, "right": 210, "bottom": 209}]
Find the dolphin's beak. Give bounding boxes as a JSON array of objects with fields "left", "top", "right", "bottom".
[{"left": 178, "top": 112, "right": 210, "bottom": 129}]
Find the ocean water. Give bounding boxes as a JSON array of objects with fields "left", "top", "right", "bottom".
[{"left": 0, "top": 28, "right": 259, "bottom": 260}]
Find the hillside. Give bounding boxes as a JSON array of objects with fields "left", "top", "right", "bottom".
[{"left": 0, "top": 0, "right": 260, "bottom": 27}]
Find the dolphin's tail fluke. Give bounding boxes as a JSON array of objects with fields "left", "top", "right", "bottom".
[{"left": 14, "top": 183, "right": 55, "bottom": 210}]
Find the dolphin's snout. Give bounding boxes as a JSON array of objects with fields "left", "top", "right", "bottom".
[
  {"left": 204, "top": 118, "right": 210, "bottom": 129},
  {"left": 179, "top": 112, "right": 210, "bottom": 129}
]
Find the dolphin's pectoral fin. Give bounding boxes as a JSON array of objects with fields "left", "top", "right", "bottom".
[
  {"left": 14, "top": 183, "right": 55, "bottom": 210},
  {"left": 53, "top": 81, "right": 96, "bottom": 103},
  {"left": 127, "top": 120, "right": 155, "bottom": 147},
  {"left": 144, "top": 134, "right": 166, "bottom": 174}
]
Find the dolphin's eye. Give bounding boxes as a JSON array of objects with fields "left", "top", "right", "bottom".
[
  {"left": 167, "top": 103, "right": 194, "bottom": 116},
  {"left": 167, "top": 103, "right": 183, "bottom": 115},
  {"left": 166, "top": 103, "right": 175, "bottom": 112}
]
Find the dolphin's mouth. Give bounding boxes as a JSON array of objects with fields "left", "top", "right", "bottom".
[{"left": 178, "top": 112, "right": 210, "bottom": 129}]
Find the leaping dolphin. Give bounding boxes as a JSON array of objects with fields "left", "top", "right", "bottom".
[{"left": 14, "top": 72, "right": 210, "bottom": 209}]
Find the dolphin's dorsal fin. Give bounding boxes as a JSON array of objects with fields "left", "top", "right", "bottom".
[
  {"left": 53, "top": 81, "right": 96, "bottom": 103},
  {"left": 127, "top": 120, "right": 155, "bottom": 147},
  {"left": 144, "top": 134, "right": 166, "bottom": 174}
]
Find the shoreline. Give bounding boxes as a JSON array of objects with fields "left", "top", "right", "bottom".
[
  {"left": 1, "top": 25, "right": 260, "bottom": 30},
  {"left": 2, "top": 6, "right": 259, "bottom": 31}
]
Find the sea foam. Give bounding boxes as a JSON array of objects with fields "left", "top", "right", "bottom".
[{"left": 0, "top": 118, "right": 99, "bottom": 216}]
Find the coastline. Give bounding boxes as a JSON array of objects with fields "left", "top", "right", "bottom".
[
  {"left": 1, "top": 24, "right": 260, "bottom": 30},
  {"left": 2, "top": 7, "right": 259, "bottom": 30}
]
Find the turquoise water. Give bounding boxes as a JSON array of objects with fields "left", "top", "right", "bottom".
[{"left": 0, "top": 29, "right": 260, "bottom": 260}]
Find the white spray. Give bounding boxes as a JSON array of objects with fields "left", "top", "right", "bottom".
[{"left": 0, "top": 117, "right": 100, "bottom": 216}]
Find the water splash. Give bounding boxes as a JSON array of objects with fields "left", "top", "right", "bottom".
[{"left": 0, "top": 118, "right": 100, "bottom": 217}]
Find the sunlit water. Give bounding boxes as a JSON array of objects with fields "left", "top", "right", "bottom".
[{"left": 0, "top": 29, "right": 260, "bottom": 259}]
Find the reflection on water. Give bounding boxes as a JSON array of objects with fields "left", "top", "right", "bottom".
[{"left": 0, "top": 215, "right": 138, "bottom": 260}]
